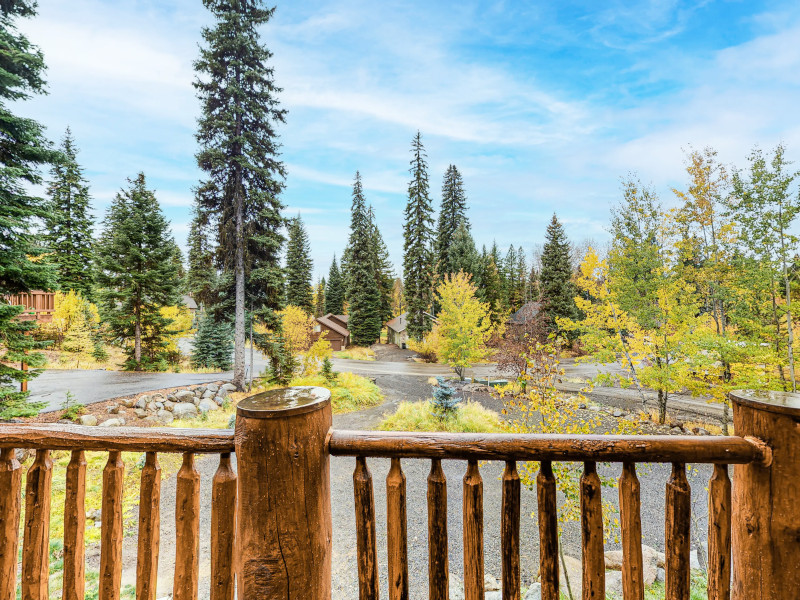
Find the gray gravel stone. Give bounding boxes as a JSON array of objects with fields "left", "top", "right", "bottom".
[
  {"left": 173, "top": 402, "right": 198, "bottom": 419},
  {"left": 197, "top": 399, "right": 218, "bottom": 413},
  {"left": 156, "top": 409, "right": 174, "bottom": 425},
  {"left": 78, "top": 414, "right": 98, "bottom": 426},
  {"left": 133, "top": 408, "right": 148, "bottom": 418},
  {"left": 220, "top": 383, "right": 237, "bottom": 393},
  {"left": 174, "top": 390, "right": 195, "bottom": 402},
  {"left": 99, "top": 418, "right": 123, "bottom": 427},
  {"left": 164, "top": 401, "right": 175, "bottom": 411}
]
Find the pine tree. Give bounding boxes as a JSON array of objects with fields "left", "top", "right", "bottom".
[
  {"left": 540, "top": 214, "right": 579, "bottom": 336},
  {"left": 436, "top": 164, "right": 469, "bottom": 277},
  {"left": 0, "top": 1, "right": 58, "bottom": 417},
  {"left": 369, "top": 206, "right": 394, "bottom": 325},
  {"left": 95, "top": 174, "right": 182, "bottom": 371},
  {"left": 191, "top": 311, "right": 234, "bottom": 370},
  {"left": 344, "top": 172, "right": 382, "bottom": 345},
  {"left": 482, "top": 254, "right": 505, "bottom": 325},
  {"left": 194, "top": 0, "right": 286, "bottom": 389},
  {"left": 186, "top": 207, "right": 217, "bottom": 309},
  {"left": 314, "top": 277, "right": 326, "bottom": 317},
  {"left": 445, "top": 223, "right": 479, "bottom": 278},
  {"left": 403, "top": 131, "right": 435, "bottom": 340},
  {"left": 44, "top": 128, "right": 95, "bottom": 299},
  {"left": 325, "top": 255, "right": 345, "bottom": 315},
  {"left": 285, "top": 215, "right": 313, "bottom": 312}
]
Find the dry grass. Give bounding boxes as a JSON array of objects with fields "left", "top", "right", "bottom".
[
  {"left": 333, "top": 346, "right": 376, "bottom": 361},
  {"left": 379, "top": 400, "right": 504, "bottom": 433}
]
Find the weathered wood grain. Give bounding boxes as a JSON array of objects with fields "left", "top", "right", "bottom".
[
  {"left": 210, "top": 453, "right": 236, "bottom": 600},
  {"left": 665, "top": 462, "right": 690, "bottom": 600},
  {"left": 354, "top": 457, "right": 379, "bottom": 600},
  {"left": 174, "top": 453, "right": 200, "bottom": 600},
  {"left": 234, "top": 391, "right": 332, "bottom": 599},
  {"left": 63, "top": 450, "right": 87, "bottom": 600},
  {"left": 0, "top": 424, "right": 234, "bottom": 453},
  {"left": 386, "top": 458, "right": 408, "bottom": 600},
  {"left": 708, "top": 463, "right": 731, "bottom": 600},
  {"left": 581, "top": 461, "right": 604, "bottom": 600},
  {"left": 537, "top": 461, "right": 558, "bottom": 600},
  {"left": 21, "top": 449, "right": 53, "bottom": 600},
  {"left": 329, "top": 431, "right": 764, "bottom": 463},
  {"left": 136, "top": 452, "right": 161, "bottom": 600},
  {"left": 619, "top": 462, "right": 644, "bottom": 600},
  {"left": 0, "top": 448, "right": 22, "bottom": 600},
  {"left": 428, "top": 458, "right": 449, "bottom": 600},
  {"left": 99, "top": 451, "right": 124, "bottom": 600},
  {"left": 463, "top": 460, "right": 484, "bottom": 600},
  {"left": 501, "top": 461, "right": 520, "bottom": 600}
]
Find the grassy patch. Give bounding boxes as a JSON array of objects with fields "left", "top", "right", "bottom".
[
  {"left": 333, "top": 346, "right": 376, "bottom": 361},
  {"left": 645, "top": 571, "right": 707, "bottom": 599},
  {"left": 379, "top": 400, "right": 504, "bottom": 433}
]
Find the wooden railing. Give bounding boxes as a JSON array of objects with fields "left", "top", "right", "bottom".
[
  {"left": 3, "top": 290, "right": 56, "bottom": 323},
  {"left": 0, "top": 388, "right": 796, "bottom": 600}
]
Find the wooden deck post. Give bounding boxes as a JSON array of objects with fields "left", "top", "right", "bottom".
[
  {"left": 234, "top": 386, "right": 332, "bottom": 599},
  {"left": 730, "top": 390, "right": 798, "bottom": 600}
]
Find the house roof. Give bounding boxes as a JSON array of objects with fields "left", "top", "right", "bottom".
[
  {"left": 507, "top": 301, "right": 542, "bottom": 325},
  {"left": 316, "top": 313, "right": 350, "bottom": 338},
  {"left": 329, "top": 314, "right": 349, "bottom": 326},
  {"left": 182, "top": 294, "right": 198, "bottom": 310},
  {"left": 386, "top": 312, "right": 408, "bottom": 333}
]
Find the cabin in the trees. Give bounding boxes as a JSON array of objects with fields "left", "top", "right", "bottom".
[
  {"left": 312, "top": 313, "right": 350, "bottom": 351},
  {"left": 3, "top": 290, "right": 56, "bottom": 323},
  {"left": 507, "top": 301, "right": 542, "bottom": 327},
  {"left": 386, "top": 312, "right": 409, "bottom": 348}
]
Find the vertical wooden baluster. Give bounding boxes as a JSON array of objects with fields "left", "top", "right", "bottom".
[
  {"left": 137, "top": 452, "right": 161, "bottom": 600},
  {"left": 99, "top": 451, "right": 124, "bottom": 600},
  {"left": 463, "top": 460, "right": 484, "bottom": 600},
  {"left": 386, "top": 458, "right": 408, "bottom": 600},
  {"left": 0, "top": 448, "right": 22, "bottom": 600},
  {"left": 581, "top": 461, "right": 604, "bottom": 600},
  {"left": 63, "top": 450, "right": 87, "bottom": 600},
  {"left": 174, "top": 453, "right": 200, "bottom": 600},
  {"left": 211, "top": 453, "right": 237, "bottom": 600},
  {"left": 537, "top": 461, "right": 558, "bottom": 600},
  {"left": 619, "top": 462, "right": 644, "bottom": 600},
  {"left": 665, "top": 462, "right": 690, "bottom": 600},
  {"left": 428, "top": 458, "right": 449, "bottom": 600},
  {"left": 354, "top": 457, "right": 378, "bottom": 600},
  {"left": 708, "top": 464, "right": 731, "bottom": 600},
  {"left": 22, "top": 449, "right": 53, "bottom": 600},
  {"left": 501, "top": 461, "right": 520, "bottom": 600}
]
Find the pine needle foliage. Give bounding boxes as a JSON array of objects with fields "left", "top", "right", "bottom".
[
  {"left": 430, "top": 376, "right": 460, "bottom": 420},
  {"left": 285, "top": 214, "right": 313, "bottom": 312},
  {"left": 325, "top": 255, "right": 345, "bottom": 315},
  {"left": 540, "top": 214, "right": 578, "bottom": 336},
  {"left": 436, "top": 164, "right": 469, "bottom": 277},
  {"left": 191, "top": 311, "right": 234, "bottom": 370},
  {"left": 44, "top": 128, "right": 95, "bottom": 299},
  {"left": 403, "top": 131, "right": 435, "bottom": 340}
]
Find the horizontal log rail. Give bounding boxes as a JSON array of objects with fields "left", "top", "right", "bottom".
[
  {"left": 329, "top": 430, "right": 768, "bottom": 464},
  {"left": 0, "top": 424, "right": 235, "bottom": 453}
]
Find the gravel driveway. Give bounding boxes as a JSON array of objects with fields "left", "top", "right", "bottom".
[{"left": 107, "top": 374, "right": 714, "bottom": 599}]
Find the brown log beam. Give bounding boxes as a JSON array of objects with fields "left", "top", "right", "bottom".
[
  {"left": 210, "top": 453, "right": 236, "bottom": 600},
  {"left": 501, "top": 461, "right": 520, "bottom": 600},
  {"left": 0, "top": 448, "right": 22, "bottom": 600},
  {"left": 665, "top": 463, "right": 691, "bottom": 600},
  {"left": 463, "top": 460, "right": 484, "bottom": 600},
  {"left": 174, "top": 453, "right": 200, "bottom": 600},
  {"left": 428, "top": 458, "right": 449, "bottom": 600},
  {"left": 386, "top": 458, "right": 408, "bottom": 600},
  {"left": 22, "top": 449, "right": 53, "bottom": 600},
  {"left": 99, "top": 451, "right": 124, "bottom": 600},
  {"left": 63, "top": 450, "right": 87, "bottom": 600},
  {"left": 136, "top": 452, "right": 161, "bottom": 600}
]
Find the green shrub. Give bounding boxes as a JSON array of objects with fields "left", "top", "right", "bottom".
[{"left": 379, "top": 400, "right": 503, "bottom": 433}]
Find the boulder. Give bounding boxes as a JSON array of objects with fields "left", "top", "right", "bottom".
[
  {"left": 78, "top": 414, "right": 98, "bottom": 426},
  {"left": 206, "top": 383, "right": 219, "bottom": 393},
  {"left": 485, "top": 593, "right": 501, "bottom": 600},
  {"left": 174, "top": 390, "right": 195, "bottom": 403},
  {"left": 87, "top": 508, "right": 102, "bottom": 521},
  {"left": 163, "top": 401, "right": 175, "bottom": 411},
  {"left": 606, "top": 570, "right": 623, "bottom": 598},
  {"left": 202, "top": 389, "right": 215, "bottom": 399},
  {"left": 198, "top": 399, "right": 219, "bottom": 413},
  {"left": 156, "top": 409, "right": 174, "bottom": 425},
  {"left": 642, "top": 544, "right": 666, "bottom": 569},
  {"left": 166, "top": 394, "right": 177, "bottom": 403},
  {"left": 214, "top": 396, "right": 225, "bottom": 407},
  {"left": 484, "top": 574, "right": 500, "bottom": 591},
  {"left": 641, "top": 545, "right": 664, "bottom": 584},
  {"left": 138, "top": 394, "right": 151, "bottom": 405},
  {"left": 195, "top": 386, "right": 207, "bottom": 396},
  {"left": 146, "top": 401, "right": 158, "bottom": 412},
  {"left": 173, "top": 402, "right": 198, "bottom": 419},
  {"left": 154, "top": 401, "right": 164, "bottom": 410},
  {"left": 449, "top": 572, "right": 464, "bottom": 600},
  {"left": 612, "top": 409, "right": 624, "bottom": 418},
  {"left": 463, "top": 383, "right": 492, "bottom": 394},
  {"left": 523, "top": 583, "right": 541, "bottom": 600},
  {"left": 118, "top": 398, "right": 135, "bottom": 408},
  {"left": 151, "top": 393, "right": 165, "bottom": 403},
  {"left": 220, "top": 383, "right": 237, "bottom": 394},
  {"left": 134, "top": 397, "right": 147, "bottom": 410},
  {"left": 99, "top": 418, "right": 123, "bottom": 427},
  {"left": 133, "top": 408, "right": 148, "bottom": 419},
  {"left": 604, "top": 550, "right": 624, "bottom": 570}
]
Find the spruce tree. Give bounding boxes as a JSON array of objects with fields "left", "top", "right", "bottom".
[
  {"left": 44, "top": 128, "right": 95, "bottom": 299},
  {"left": 325, "top": 255, "right": 345, "bottom": 315},
  {"left": 0, "top": 1, "right": 58, "bottom": 417},
  {"left": 314, "top": 278, "right": 326, "bottom": 317},
  {"left": 194, "top": 0, "right": 286, "bottom": 389},
  {"left": 436, "top": 164, "right": 469, "bottom": 277},
  {"left": 186, "top": 207, "right": 218, "bottom": 310},
  {"left": 191, "top": 311, "right": 234, "bottom": 370},
  {"left": 285, "top": 215, "right": 313, "bottom": 312},
  {"left": 539, "top": 214, "right": 579, "bottom": 336},
  {"left": 95, "top": 174, "right": 182, "bottom": 370},
  {"left": 369, "top": 206, "right": 394, "bottom": 325},
  {"left": 402, "top": 131, "right": 435, "bottom": 340},
  {"left": 345, "top": 172, "right": 382, "bottom": 345}
]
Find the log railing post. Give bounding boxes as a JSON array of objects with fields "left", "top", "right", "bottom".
[
  {"left": 234, "top": 386, "right": 332, "bottom": 599},
  {"left": 730, "top": 390, "right": 798, "bottom": 600}
]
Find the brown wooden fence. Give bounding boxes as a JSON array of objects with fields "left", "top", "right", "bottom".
[
  {"left": 3, "top": 291, "right": 56, "bottom": 323},
  {"left": 0, "top": 387, "right": 795, "bottom": 600}
]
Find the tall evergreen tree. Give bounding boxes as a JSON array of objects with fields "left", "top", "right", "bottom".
[
  {"left": 0, "top": 0, "right": 58, "bottom": 416},
  {"left": 447, "top": 222, "right": 479, "bottom": 277},
  {"left": 344, "top": 173, "right": 382, "bottom": 345},
  {"left": 325, "top": 255, "right": 345, "bottom": 315},
  {"left": 436, "top": 164, "right": 469, "bottom": 276},
  {"left": 402, "top": 131, "right": 435, "bottom": 340},
  {"left": 314, "top": 277, "right": 326, "bottom": 317},
  {"left": 95, "top": 174, "right": 182, "bottom": 370},
  {"left": 44, "top": 128, "right": 95, "bottom": 299},
  {"left": 194, "top": 0, "right": 286, "bottom": 389},
  {"left": 285, "top": 214, "right": 313, "bottom": 312},
  {"left": 186, "top": 207, "right": 218, "bottom": 310},
  {"left": 369, "top": 206, "right": 394, "bottom": 325},
  {"left": 540, "top": 214, "right": 579, "bottom": 336}
]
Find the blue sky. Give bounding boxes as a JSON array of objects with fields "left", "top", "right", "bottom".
[{"left": 15, "top": 0, "right": 800, "bottom": 278}]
